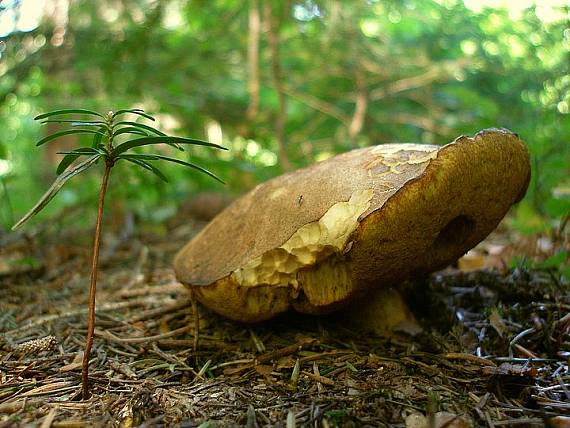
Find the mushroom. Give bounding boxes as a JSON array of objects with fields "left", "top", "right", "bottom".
[{"left": 174, "top": 129, "right": 530, "bottom": 331}]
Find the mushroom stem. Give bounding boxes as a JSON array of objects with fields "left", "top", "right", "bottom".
[{"left": 342, "top": 287, "right": 422, "bottom": 336}]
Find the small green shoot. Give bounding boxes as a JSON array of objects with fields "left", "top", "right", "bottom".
[{"left": 13, "top": 108, "right": 227, "bottom": 399}]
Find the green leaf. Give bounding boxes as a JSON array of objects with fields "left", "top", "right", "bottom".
[
  {"left": 55, "top": 147, "right": 106, "bottom": 175},
  {"left": 116, "top": 153, "right": 160, "bottom": 161},
  {"left": 55, "top": 154, "right": 84, "bottom": 175},
  {"left": 56, "top": 147, "right": 104, "bottom": 156},
  {"left": 545, "top": 196, "right": 570, "bottom": 218},
  {"left": 111, "top": 136, "right": 227, "bottom": 157},
  {"left": 113, "top": 121, "right": 166, "bottom": 136},
  {"left": 512, "top": 202, "right": 550, "bottom": 235},
  {"left": 538, "top": 251, "right": 568, "bottom": 270},
  {"left": 117, "top": 153, "right": 223, "bottom": 183},
  {"left": 12, "top": 155, "right": 101, "bottom": 230},
  {"left": 119, "top": 155, "right": 169, "bottom": 182},
  {"left": 40, "top": 119, "right": 106, "bottom": 126},
  {"left": 561, "top": 264, "right": 570, "bottom": 283},
  {"left": 146, "top": 153, "right": 225, "bottom": 184},
  {"left": 111, "top": 122, "right": 186, "bottom": 150},
  {"left": 34, "top": 109, "right": 104, "bottom": 120},
  {"left": 92, "top": 125, "right": 107, "bottom": 149},
  {"left": 112, "top": 109, "right": 156, "bottom": 121},
  {"left": 36, "top": 129, "right": 106, "bottom": 146},
  {"left": 113, "top": 127, "right": 149, "bottom": 138}
]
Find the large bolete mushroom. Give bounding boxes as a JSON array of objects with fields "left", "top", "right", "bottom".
[{"left": 174, "top": 129, "right": 530, "bottom": 331}]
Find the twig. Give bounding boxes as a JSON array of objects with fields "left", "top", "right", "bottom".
[
  {"left": 95, "top": 325, "right": 192, "bottom": 344},
  {"left": 282, "top": 85, "right": 349, "bottom": 125},
  {"left": 555, "top": 372, "right": 570, "bottom": 401},
  {"left": 508, "top": 328, "right": 536, "bottom": 358},
  {"left": 150, "top": 343, "right": 196, "bottom": 375},
  {"left": 256, "top": 338, "right": 318, "bottom": 364},
  {"left": 3, "top": 297, "right": 170, "bottom": 338},
  {"left": 191, "top": 289, "right": 199, "bottom": 358},
  {"left": 492, "top": 418, "right": 545, "bottom": 426},
  {"left": 369, "top": 59, "right": 469, "bottom": 100},
  {"left": 442, "top": 353, "right": 496, "bottom": 367},
  {"left": 116, "top": 282, "right": 186, "bottom": 298},
  {"left": 127, "top": 297, "right": 191, "bottom": 323},
  {"left": 39, "top": 405, "right": 58, "bottom": 428},
  {"left": 303, "top": 370, "right": 334, "bottom": 386}
]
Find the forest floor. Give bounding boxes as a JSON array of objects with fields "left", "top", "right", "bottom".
[{"left": 0, "top": 208, "right": 569, "bottom": 427}]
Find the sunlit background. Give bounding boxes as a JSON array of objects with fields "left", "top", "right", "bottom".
[{"left": 0, "top": 0, "right": 568, "bottom": 233}]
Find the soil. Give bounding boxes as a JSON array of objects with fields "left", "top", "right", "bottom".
[{"left": 0, "top": 215, "right": 568, "bottom": 427}]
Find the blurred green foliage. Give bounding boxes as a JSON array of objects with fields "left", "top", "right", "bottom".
[{"left": 0, "top": 0, "right": 568, "bottom": 232}]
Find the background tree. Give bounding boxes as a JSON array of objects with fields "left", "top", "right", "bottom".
[{"left": 0, "top": 0, "right": 568, "bottom": 233}]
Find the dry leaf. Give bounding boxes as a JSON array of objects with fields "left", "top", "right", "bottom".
[
  {"left": 406, "top": 412, "right": 472, "bottom": 428},
  {"left": 489, "top": 308, "right": 509, "bottom": 338},
  {"left": 60, "top": 351, "right": 84, "bottom": 372},
  {"left": 458, "top": 250, "right": 486, "bottom": 272},
  {"left": 254, "top": 364, "right": 274, "bottom": 376}
]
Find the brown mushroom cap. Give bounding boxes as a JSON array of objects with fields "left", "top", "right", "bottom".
[{"left": 174, "top": 129, "right": 530, "bottom": 323}]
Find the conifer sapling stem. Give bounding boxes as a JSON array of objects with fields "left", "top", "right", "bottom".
[
  {"left": 13, "top": 108, "right": 227, "bottom": 399},
  {"left": 82, "top": 160, "right": 112, "bottom": 399}
]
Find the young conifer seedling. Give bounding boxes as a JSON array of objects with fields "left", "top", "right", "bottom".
[{"left": 12, "top": 108, "right": 226, "bottom": 399}]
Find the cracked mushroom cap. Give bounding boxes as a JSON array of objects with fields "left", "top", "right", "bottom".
[{"left": 174, "top": 129, "right": 530, "bottom": 323}]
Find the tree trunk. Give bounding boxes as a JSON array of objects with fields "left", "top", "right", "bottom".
[
  {"left": 349, "top": 68, "right": 368, "bottom": 145},
  {"left": 265, "top": 3, "right": 292, "bottom": 172},
  {"left": 246, "top": 0, "right": 261, "bottom": 122}
]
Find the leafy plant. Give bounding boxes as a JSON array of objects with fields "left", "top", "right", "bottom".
[
  {"left": 0, "top": 142, "right": 15, "bottom": 229},
  {"left": 12, "top": 108, "right": 226, "bottom": 398},
  {"left": 511, "top": 251, "right": 570, "bottom": 284}
]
